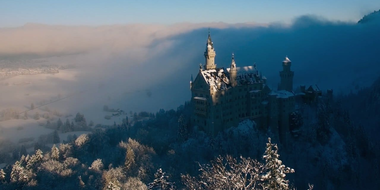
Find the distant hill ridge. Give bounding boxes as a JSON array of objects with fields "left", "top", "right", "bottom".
[{"left": 358, "top": 9, "right": 380, "bottom": 24}]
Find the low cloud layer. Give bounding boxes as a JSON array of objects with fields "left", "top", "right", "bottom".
[
  {"left": 1, "top": 14, "right": 380, "bottom": 115},
  {"left": 0, "top": 22, "right": 259, "bottom": 58},
  {"left": 162, "top": 15, "right": 380, "bottom": 95}
]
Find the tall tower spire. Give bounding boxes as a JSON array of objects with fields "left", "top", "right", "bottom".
[
  {"left": 278, "top": 56, "right": 294, "bottom": 92},
  {"left": 230, "top": 53, "right": 236, "bottom": 69},
  {"left": 229, "top": 53, "right": 237, "bottom": 87},
  {"left": 204, "top": 30, "right": 216, "bottom": 70}
]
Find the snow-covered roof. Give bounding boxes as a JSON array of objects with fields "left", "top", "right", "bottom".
[
  {"left": 250, "top": 90, "right": 261, "bottom": 93},
  {"left": 200, "top": 68, "right": 229, "bottom": 91},
  {"left": 295, "top": 92, "right": 306, "bottom": 96},
  {"left": 270, "top": 90, "right": 295, "bottom": 99},
  {"left": 200, "top": 66, "right": 265, "bottom": 91},
  {"left": 194, "top": 96, "right": 207, "bottom": 101},
  {"left": 307, "top": 85, "right": 321, "bottom": 92},
  {"left": 283, "top": 56, "right": 291, "bottom": 63},
  {"left": 229, "top": 66, "right": 264, "bottom": 86},
  {"left": 226, "top": 66, "right": 255, "bottom": 73}
]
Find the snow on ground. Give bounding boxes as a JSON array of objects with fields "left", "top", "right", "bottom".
[
  {"left": 0, "top": 119, "right": 52, "bottom": 144},
  {"left": 0, "top": 69, "right": 78, "bottom": 108},
  {"left": 0, "top": 66, "right": 187, "bottom": 152},
  {"left": 59, "top": 131, "right": 91, "bottom": 143}
]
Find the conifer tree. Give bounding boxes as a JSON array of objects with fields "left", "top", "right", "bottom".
[
  {"left": 52, "top": 130, "right": 60, "bottom": 143},
  {"left": 57, "top": 118, "right": 63, "bottom": 130},
  {"left": 51, "top": 144, "right": 60, "bottom": 160},
  {"left": 261, "top": 137, "right": 294, "bottom": 190},
  {"left": 26, "top": 149, "right": 43, "bottom": 170},
  {"left": 182, "top": 155, "right": 264, "bottom": 189},
  {"left": 149, "top": 168, "right": 175, "bottom": 190},
  {"left": 20, "top": 145, "right": 27, "bottom": 157},
  {"left": 0, "top": 169, "right": 5, "bottom": 182}
]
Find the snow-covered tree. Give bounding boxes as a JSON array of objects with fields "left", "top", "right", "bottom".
[
  {"left": 148, "top": 168, "right": 175, "bottom": 190},
  {"left": 261, "top": 137, "right": 294, "bottom": 190},
  {"left": 59, "top": 143, "right": 73, "bottom": 159},
  {"left": 0, "top": 169, "right": 5, "bottom": 182},
  {"left": 89, "top": 158, "right": 104, "bottom": 172},
  {"left": 105, "top": 181, "right": 121, "bottom": 190},
  {"left": 102, "top": 167, "right": 125, "bottom": 190},
  {"left": 26, "top": 149, "right": 43, "bottom": 170},
  {"left": 182, "top": 155, "right": 264, "bottom": 190},
  {"left": 75, "top": 134, "right": 89, "bottom": 147},
  {"left": 119, "top": 138, "right": 156, "bottom": 181},
  {"left": 10, "top": 161, "right": 31, "bottom": 184},
  {"left": 123, "top": 177, "right": 147, "bottom": 190},
  {"left": 124, "top": 145, "right": 135, "bottom": 170},
  {"left": 51, "top": 144, "right": 60, "bottom": 160}
]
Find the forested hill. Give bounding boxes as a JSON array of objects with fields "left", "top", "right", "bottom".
[
  {"left": 339, "top": 76, "right": 380, "bottom": 144},
  {"left": 1, "top": 74, "right": 380, "bottom": 190},
  {"left": 358, "top": 9, "right": 380, "bottom": 24}
]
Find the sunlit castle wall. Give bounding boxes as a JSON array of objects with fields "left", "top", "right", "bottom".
[{"left": 190, "top": 33, "right": 297, "bottom": 141}]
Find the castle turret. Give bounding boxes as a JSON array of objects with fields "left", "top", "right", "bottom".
[
  {"left": 204, "top": 31, "right": 216, "bottom": 70},
  {"left": 278, "top": 57, "right": 294, "bottom": 92},
  {"left": 229, "top": 53, "right": 237, "bottom": 87},
  {"left": 190, "top": 74, "right": 193, "bottom": 90}
]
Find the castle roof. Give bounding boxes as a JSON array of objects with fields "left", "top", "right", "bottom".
[
  {"left": 307, "top": 85, "right": 320, "bottom": 92},
  {"left": 283, "top": 56, "right": 291, "bottom": 63},
  {"left": 200, "top": 66, "right": 265, "bottom": 91},
  {"left": 269, "top": 90, "right": 295, "bottom": 99},
  {"left": 200, "top": 68, "right": 229, "bottom": 91}
]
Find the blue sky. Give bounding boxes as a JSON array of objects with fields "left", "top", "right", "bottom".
[{"left": 1, "top": 0, "right": 379, "bottom": 27}]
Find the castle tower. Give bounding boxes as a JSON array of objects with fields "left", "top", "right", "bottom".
[
  {"left": 279, "top": 57, "right": 294, "bottom": 92},
  {"left": 229, "top": 53, "right": 237, "bottom": 87},
  {"left": 204, "top": 31, "right": 216, "bottom": 70}
]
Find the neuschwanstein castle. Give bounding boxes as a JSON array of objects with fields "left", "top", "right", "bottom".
[{"left": 190, "top": 32, "right": 299, "bottom": 142}]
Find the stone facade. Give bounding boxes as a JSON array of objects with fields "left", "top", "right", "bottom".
[{"left": 190, "top": 33, "right": 296, "bottom": 142}]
